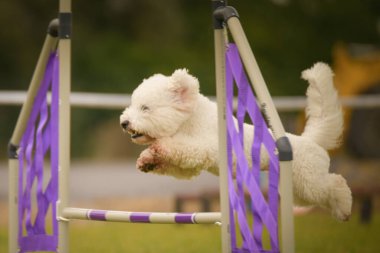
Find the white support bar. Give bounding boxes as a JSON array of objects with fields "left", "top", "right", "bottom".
[
  {"left": 214, "top": 27, "right": 232, "bottom": 253},
  {"left": 279, "top": 161, "right": 295, "bottom": 253},
  {"left": 58, "top": 2, "right": 72, "bottom": 253},
  {"left": 8, "top": 159, "right": 19, "bottom": 253}
]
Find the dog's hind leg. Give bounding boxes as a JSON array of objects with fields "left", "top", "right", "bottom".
[
  {"left": 326, "top": 173, "right": 352, "bottom": 221},
  {"left": 290, "top": 135, "right": 352, "bottom": 221},
  {"left": 292, "top": 163, "right": 352, "bottom": 221}
]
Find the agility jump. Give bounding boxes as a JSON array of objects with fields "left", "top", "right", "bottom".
[{"left": 8, "top": 0, "right": 296, "bottom": 252}]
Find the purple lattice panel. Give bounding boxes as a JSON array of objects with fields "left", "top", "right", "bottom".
[
  {"left": 18, "top": 52, "right": 59, "bottom": 253},
  {"left": 226, "top": 44, "right": 280, "bottom": 253}
]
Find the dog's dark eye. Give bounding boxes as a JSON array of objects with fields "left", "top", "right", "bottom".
[{"left": 140, "top": 105, "right": 150, "bottom": 112}]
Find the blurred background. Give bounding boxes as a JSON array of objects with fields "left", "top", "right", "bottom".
[{"left": 1, "top": 0, "right": 380, "bottom": 252}]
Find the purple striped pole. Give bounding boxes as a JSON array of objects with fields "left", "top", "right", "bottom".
[
  {"left": 174, "top": 213, "right": 195, "bottom": 224},
  {"left": 62, "top": 208, "right": 220, "bottom": 225},
  {"left": 87, "top": 210, "right": 107, "bottom": 221},
  {"left": 130, "top": 213, "right": 151, "bottom": 223}
]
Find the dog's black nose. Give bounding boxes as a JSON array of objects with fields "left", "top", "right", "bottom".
[{"left": 121, "top": 120, "right": 129, "bottom": 130}]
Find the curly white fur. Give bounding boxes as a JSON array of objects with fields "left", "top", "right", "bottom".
[
  {"left": 301, "top": 63, "right": 344, "bottom": 150},
  {"left": 120, "top": 63, "right": 352, "bottom": 221}
]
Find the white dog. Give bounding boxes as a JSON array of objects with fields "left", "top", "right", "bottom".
[{"left": 120, "top": 63, "right": 352, "bottom": 221}]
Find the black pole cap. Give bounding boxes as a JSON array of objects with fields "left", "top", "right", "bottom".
[
  {"left": 59, "top": 12, "right": 72, "bottom": 39},
  {"left": 276, "top": 136, "right": 293, "bottom": 161},
  {"left": 8, "top": 142, "right": 19, "bottom": 159},
  {"left": 213, "top": 6, "right": 239, "bottom": 29},
  {"left": 48, "top": 18, "right": 59, "bottom": 37}
]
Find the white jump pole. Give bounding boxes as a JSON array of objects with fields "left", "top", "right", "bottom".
[
  {"left": 212, "top": 1, "right": 232, "bottom": 252},
  {"left": 57, "top": 0, "right": 72, "bottom": 252},
  {"left": 63, "top": 208, "right": 221, "bottom": 224}
]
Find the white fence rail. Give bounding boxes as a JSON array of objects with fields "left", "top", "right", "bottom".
[{"left": 1, "top": 90, "right": 380, "bottom": 111}]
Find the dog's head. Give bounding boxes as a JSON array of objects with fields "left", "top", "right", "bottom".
[{"left": 120, "top": 69, "right": 200, "bottom": 145}]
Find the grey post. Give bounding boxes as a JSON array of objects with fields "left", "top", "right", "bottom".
[
  {"left": 214, "top": 5, "right": 295, "bottom": 253},
  {"left": 8, "top": 19, "right": 59, "bottom": 253},
  {"left": 57, "top": 0, "right": 72, "bottom": 252},
  {"left": 212, "top": 1, "right": 231, "bottom": 253}
]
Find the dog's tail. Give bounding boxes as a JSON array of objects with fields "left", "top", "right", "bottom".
[{"left": 301, "top": 62, "right": 343, "bottom": 150}]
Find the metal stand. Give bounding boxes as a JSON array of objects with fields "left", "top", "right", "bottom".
[
  {"left": 57, "top": 0, "right": 72, "bottom": 252},
  {"left": 8, "top": 20, "right": 59, "bottom": 253},
  {"left": 213, "top": 1, "right": 231, "bottom": 252},
  {"left": 212, "top": 2, "right": 295, "bottom": 253},
  {"left": 9, "top": 1, "right": 293, "bottom": 252}
]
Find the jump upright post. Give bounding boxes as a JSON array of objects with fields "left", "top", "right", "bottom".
[
  {"left": 8, "top": 19, "right": 59, "bottom": 253},
  {"left": 213, "top": 1, "right": 294, "bottom": 252},
  {"left": 8, "top": 0, "right": 294, "bottom": 252},
  {"left": 56, "top": 0, "right": 72, "bottom": 252}
]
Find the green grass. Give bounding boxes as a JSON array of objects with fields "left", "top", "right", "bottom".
[
  {"left": 294, "top": 211, "right": 380, "bottom": 253},
  {"left": 1, "top": 211, "right": 379, "bottom": 253},
  {"left": 70, "top": 222, "right": 220, "bottom": 253}
]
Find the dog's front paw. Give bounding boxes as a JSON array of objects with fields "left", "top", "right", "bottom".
[
  {"left": 140, "top": 163, "right": 157, "bottom": 172},
  {"left": 136, "top": 148, "right": 160, "bottom": 173}
]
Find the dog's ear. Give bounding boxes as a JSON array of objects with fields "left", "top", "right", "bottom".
[{"left": 169, "top": 69, "right": 199, "bottom": 111}]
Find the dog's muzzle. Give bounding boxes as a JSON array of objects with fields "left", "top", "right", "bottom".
[{"left": 121, "top": 120, "right": 145, "bottom": 139}]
